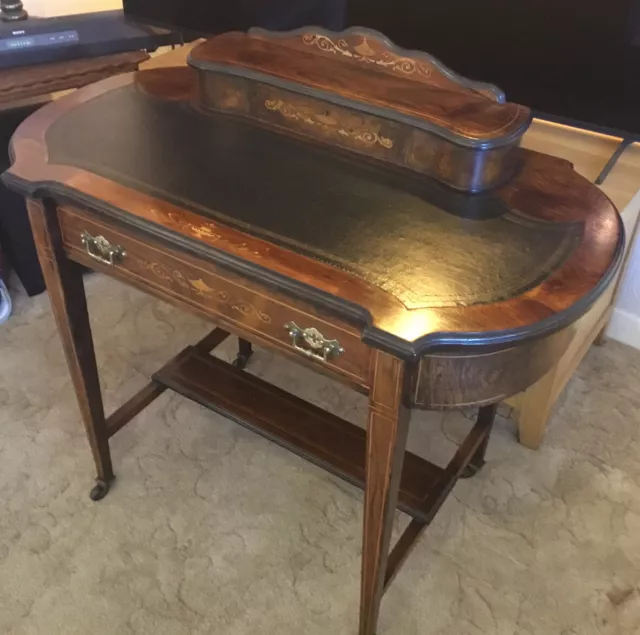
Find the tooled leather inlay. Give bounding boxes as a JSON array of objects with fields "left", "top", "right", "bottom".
[{"left": 46, "top": 84, "right": 582, "bottom": 310}]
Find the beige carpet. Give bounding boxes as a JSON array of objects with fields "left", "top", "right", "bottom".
[{"left": 1, "top": 272, "right": 640, "bottom": 635}]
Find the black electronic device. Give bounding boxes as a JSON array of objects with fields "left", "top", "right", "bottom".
[
  {"left": 123, "top": 0, "right": 346, "bottom": 35},
  {"left": 346, "top": 0, "right": 640, "bottom": 140},
  {"left": 0, "top": 9, "right": 182, "bottom": 69}
]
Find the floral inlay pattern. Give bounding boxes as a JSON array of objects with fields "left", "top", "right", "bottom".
[
  {"left": 264, "top": 99, "right": 393, "bottom": 149},
  {"left": 132, "top": 256, "right": 272, "bottom": 324},
  {"left": 301, "top": 33, "right": 432, "bottom": 78}
]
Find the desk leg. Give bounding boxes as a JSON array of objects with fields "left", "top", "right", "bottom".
[
  {"left": 28, "top": 200, "right": 114, "bottom": 500},
  {"left": 360, "top": 352, "right": 410, "bottom": 635},
  {"left": 460, "top": 404, "right": 497, "bottom": 478},
  {"left": 233, "top": 337, "right": 254, "bottom": 369}
]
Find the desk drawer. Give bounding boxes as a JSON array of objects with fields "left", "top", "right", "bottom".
[{"left": 58, "top": 207, "right": 371, "bottom": 387}]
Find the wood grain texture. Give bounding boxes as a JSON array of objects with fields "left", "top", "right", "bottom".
[
  {"left": 58, "top": 206, "right": 371, "bottom": 388},
  {"left": 59, "top": 201, "right": 577, "bottom": 412},
  {"left": 189, "top": 29, "right": 530, "bottom": 192},
  {"left": 0, "top": 51, "right": 148, "bottom": 104},
  {"left": 27, "top": 199, "right": 114, "bottom": 487},
  {"left": 414, "top": 327, "right": 572, "bottom": 408},
  {"left": 360, "top": 351, "right": 409, "bottom": 635},
  {"left": 249, "top": 27, "right": 504, "bottom": 101},
  {"left": 514, "top": 304, "right": 614, "bottom": 448},
  {"left": 3, "top": 68, "right": 623, "bottom": 361},
  {"left": 196, "top": 71, "right": 521, "bottom": 192},
  {"left": 383, "top": 403, "right": 497, "bottom": 591},
  {"left": 189, "top": 30, "right": 528, "bottom": 143}
]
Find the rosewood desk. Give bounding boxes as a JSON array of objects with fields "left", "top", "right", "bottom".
[{"left": 3, "top": 28, "right": 623, "bottom": 635}]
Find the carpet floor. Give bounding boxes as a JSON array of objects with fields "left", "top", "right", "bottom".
[{"left": 1, "top": 273, "right": 640, "bottom": 635}]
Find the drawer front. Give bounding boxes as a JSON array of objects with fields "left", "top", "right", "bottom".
[{"left": 59, "top": 207, "right": 371, "bottom": 386}]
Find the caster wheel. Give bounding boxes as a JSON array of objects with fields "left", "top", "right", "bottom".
[
  {"left": 461, "top": 461, "right": 485, "bottom": 479},
  {"left": 232, "top": 353, "right": 252, "bottom": 370},
  {"left": 89, "top": 480, "right": 111, "bottom": 501}
]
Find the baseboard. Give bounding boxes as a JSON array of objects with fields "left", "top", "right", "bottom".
[{"left": 606, "top": 308, "right": 640, "bottom": 350}]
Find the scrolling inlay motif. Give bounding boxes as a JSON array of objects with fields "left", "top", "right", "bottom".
[
  {"left": 187, "top": 277, "right": 272, "bottom": 323},
  {"left": 133, "top": 256, "right": 272, "bottom": 323},
  {"left": 264, "top": 99, "right": 394, "bottom": 149},
  {"left": 301, "top": 33, "right": 432, "bottom": 78}
]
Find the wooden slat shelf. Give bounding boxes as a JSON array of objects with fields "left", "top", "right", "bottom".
[
  {"left": 153, "top": 346, "right": 444, "bottom": 522},
  {"left": 106, "top": 328, "right": 232, "bottom": 438}
]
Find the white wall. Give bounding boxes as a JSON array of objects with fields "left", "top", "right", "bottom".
[
  {"left": 25, "top": 0, "right": 121, "bottom": 18},
  {"left": 608, "top": 211, "right": 640, "bottom": 349}
]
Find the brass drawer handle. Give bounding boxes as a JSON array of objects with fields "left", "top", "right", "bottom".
[
  {"left": 284, "top": 321, "right": 345, "bottom": 362},
  {"left": 81, "top": 231, "right": 126, "bottom": 266}
]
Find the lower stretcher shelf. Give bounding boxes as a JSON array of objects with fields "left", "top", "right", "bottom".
[{"left": 153, "top": 345, "right": 444, "bottom": 522}]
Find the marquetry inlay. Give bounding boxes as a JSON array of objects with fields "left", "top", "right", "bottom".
[
  {"left": 264, "top": 99, "right": 393, "bottom": 149},
  {"left": 301, "top": 33, "right": 432, "bottom": 78}
]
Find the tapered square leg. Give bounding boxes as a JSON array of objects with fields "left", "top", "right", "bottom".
[
  {"left": 28, "top": 200, "right": 114, "bottom": 500},
  {"left": 359, "top": 351, "right": 410, "bottom": 635},
  {"left": 461, "top": 403, "right": 497, "bottom": 479}
]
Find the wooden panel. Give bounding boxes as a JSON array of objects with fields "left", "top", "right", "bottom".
[
  {"left": 27, "top": 199, "right": 114, "bottom": 496},
  {"left": 198, "top": 73, "right": 518, "bottom": 192},
  {"left": 249, "top": 28, "right": 503, "bottom": 99},
  {"left": 360, "top": 350, "right": 410, "bottom": 635},
  {"left": 370, "top": 351, "right": 404, "bottom": 413},
  {"left": 0, "top": 51, "right": 148, "bottom": 104},
  {"left": 406, "top": 127, "right": 518, "bottom": 192},
  {"left": 153, "top": 345, "right": 442, "bottom": 521},
  {"left": 191, "top": 28, "right": 530, "bottom": 192},
  {"left": 190, "top": 30, "right": 530, "bottom": 143},
  {"left": 257, "top": 80, "right": 404, "bottom": 163},
  {"left": 415, "top": 327, "right": 572, "bottom": 408},
  {"left": 58, "top": 206, "right": 371, "bottom": 387},
  {"left": 508, "top": 293, "right": 615, "bottom": 449},
  {"left": 522, "top": 120, "right": 640, "bottom": 212}
]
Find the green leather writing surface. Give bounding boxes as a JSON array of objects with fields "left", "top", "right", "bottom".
[{"left": 45, "top": 84, "right": 581, "bottom": 309}]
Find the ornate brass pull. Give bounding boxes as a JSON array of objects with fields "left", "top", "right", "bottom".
[
  {"left": 81, "top": 231, "right": 126, "bottom": 266},
  {"left": 284, "top": 321, "right": 345, "bottom": 362}
]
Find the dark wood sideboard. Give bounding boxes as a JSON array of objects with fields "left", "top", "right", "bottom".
[
  {"left": 0, "top": 50, "right": 148, "bottom": 295},
  {"left": 3, "top": 28, "right": 623, "bottom": 635}
]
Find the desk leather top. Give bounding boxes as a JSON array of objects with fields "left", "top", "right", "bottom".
[{"left": 3, "top": 69, "right": 624, "bottom": 356}]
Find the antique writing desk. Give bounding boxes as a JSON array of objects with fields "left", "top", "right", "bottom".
[{"left": 4, "top": 28, "right": 623, "bottom": 635}]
